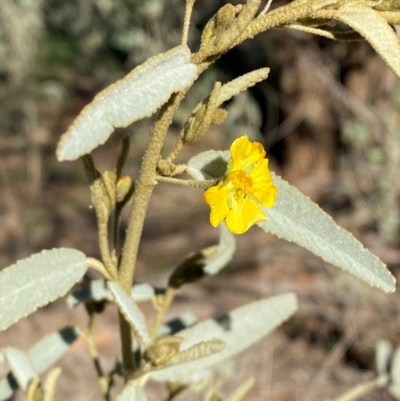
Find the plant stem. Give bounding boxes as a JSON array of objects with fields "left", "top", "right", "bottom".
[
  {"left": 118, "top": 91, "right": 184, "bottom": 291},
  {"left": 156, "top": 175, "right": 220, "bottom": 188},
  {"left": 84, "top": 313, "right": 108, "bottom": 399},
  {"left": 117, "top": 92, "right": 185, "bottom": 377},
  {"left": 86, "top": 257, "right": 111, "bottom": 279},
  {"left": 118, "top": 311, "right": 134, "bottom": 381}
]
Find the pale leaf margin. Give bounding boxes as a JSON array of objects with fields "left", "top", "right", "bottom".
[
  {"left": 151, "top": 293, "right": 297, "bottom": 382},
  {"left": 56, "top": 45, "right": 198, "bottom": 161},
  {"left": 186, "top": 150, "right": 396, "bottom": 293},
  {"left": 0, "top": 327, "right": 80, "bottom": 401},
  {"left": 0, "top": 248, "right": 87, "bottom": 332}
]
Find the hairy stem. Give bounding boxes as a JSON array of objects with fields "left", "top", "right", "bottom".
[
  {"left": 118, "top": 91, "right": 185, "bottom": 290},
  {"left": 86, "top": 257, "right": 111, "bottom": 279},
  {"left": 119, "top": 311, "right": 134, "bottom": 381},
  {"left": 156, "top": 175, "right": 220, "bottom": 188},
  {"left": 117, "top": 92, "right": 185, "bottom": 377}
]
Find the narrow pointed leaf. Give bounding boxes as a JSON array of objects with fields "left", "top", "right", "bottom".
[
  {"left": 188, "top": 150, "right": 395, "bottom": 292},
  {"left": 337, "top": 5, "right": 400, "bottom": 79},
  {"left": 158, "top": 312, "right": 197, "bottom": 337},
  {"left": 56, "top": 45, "right": 197, "bottom": 161},
  {"left": 28, "top": 327, "right": 80, "bottom": 374},
  {"left": 0, "top": 327, "right": 79, "bottom": 400},
  {"left": 258, "top": 173, "right": 396, "bottom": 292},
  {"left": 151, "top": 293, "right": 297, "bottom": 382},
  {"left": 3, "top": 348, "right": 36, "bottom": 390},
  {"left": 169, "top": 223, "right": 235, "bottom": 288},
  {"left": 108, "top": 282, "right": 150, "bottom": 349},
  {"left": 187, "top": 150, "right": 395, "bottom": 291},
  {"left": 0, "top": 249, "right": 87, "bottom": 331}
]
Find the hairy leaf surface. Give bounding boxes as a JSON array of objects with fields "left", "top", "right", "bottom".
[
  {"left": 337, "top": 5, "right": 400, "bottom": 79},
  {"left": 57, "top": 45, "right": 197, "bottom": 161},
  {"left": 187, "top": 150, "right": 395, "bottom": 292},
  {"left": 151, "top": 293, "right": 297, "bottom": 382},
  {"left": 258, "top": 173, "right": 396, "bottom": 292},
  {"left": 0, "top": 249, "right": 87, "bottom": 331},
  {"left": 108, "top": 282, "right": 150, "bottom": 349}
]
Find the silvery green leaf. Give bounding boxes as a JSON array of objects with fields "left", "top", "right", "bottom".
[
  {"left": 0, "top": 248, "right": 87, "bottom": 331},
  {"left": 169, "top": 223, "right": 235, "bottom": 288},
  {"left": 151, "top": 293, "right": 297, "bottom": 382},
  {"left": 187, "top": 149, "right": 395, "bottom": 292},
  {"left": 3, "top": 348, "right": 36, "bottom": 390},
  {"left": 67, "top": 280, "right": 155, "bottom": 308},
  {"left": 131, "top": 283, "right": 156, "bottom": 302},
  {"left": 28, "top": 327, "right": 80, "bottom": 374},
  {"left": 56, "top": 45, "right": 197, "bottom": 161},
  {"left": 337, "top": 5, "right": 400, "bottom": 79},
  {"left": 186, "top": 150, "right": 229, "bottom": 181},
  {"left": 116, "top": 383, "right": 147, "bottom": 401},
  {"left": 108, "top": 282, "right": 150, "bottom": 349},
  {"left": 0, "top": 374, "right": 14, "bottom": 401},
  {"left": 204, "top": 222, "right": 235, "bottom": 275},
  {"left": 0, "top": 327, "right": 79, "bottom": 399},
  {"left": 376, "top": 340, "right": 393, "bottom": 376},
  {"left": 158, "top": 312, "right": 197, "bottom": 337},
  {"left": 67, "top": 279, "right": 112, "bottom": 307},
  {"left": 258, "top": 173, "right": 396, "bottom": 293}
]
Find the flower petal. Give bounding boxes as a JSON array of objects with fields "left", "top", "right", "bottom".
[
  {"left": 204, "top": 185, "right": 230, "bottom": 227},
  {"left": 230, "top": 135, "right": 265, "bottom": 171},
  {"left": 226, "top": 198, "right": 266, "bottom": 234},
  {"left": 251, "top": 159, "right": 278, "bottom": 207}
]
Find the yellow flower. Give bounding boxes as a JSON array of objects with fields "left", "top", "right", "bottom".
[{"left": 204, "top": 135, "right": 278, "bottom": 234}]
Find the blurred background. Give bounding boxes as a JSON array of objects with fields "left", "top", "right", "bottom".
[{"left": 1, "top": 0, "right": 400, "bottom": 400}]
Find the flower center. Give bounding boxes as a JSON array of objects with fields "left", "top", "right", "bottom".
[
  {"left": 228, "top": 170, "right": 253, "bottom": 191},
  {"left": 225, "top": 170, "right": 254, "bottom": 208}
]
